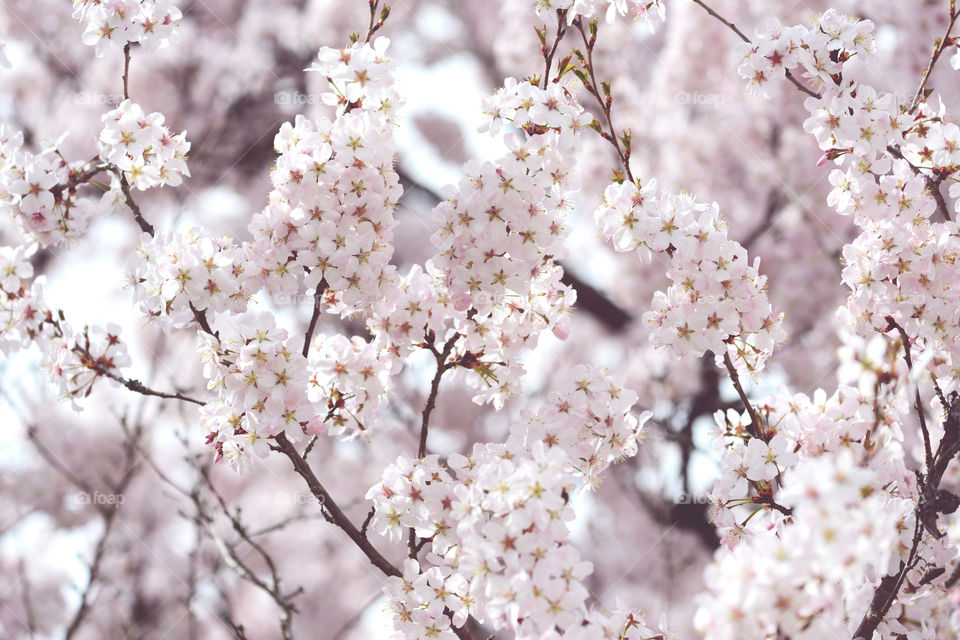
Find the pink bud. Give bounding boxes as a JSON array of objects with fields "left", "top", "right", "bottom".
[
  {"left": 452, "top": 292, "right": 472, "bottom": 312},
  {"left": 305, "top": 418, "right": 327, "bottom": 436},
  {"left": 552, "top": 317, "right": 571, "bottom": 340}
]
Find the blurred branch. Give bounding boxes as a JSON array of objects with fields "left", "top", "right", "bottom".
[
  {"left": 64, "top": 419, "right": 143, "bottom": 640},
  {"left": 17, "top": 559, "right": 37, "bottom": 639}
]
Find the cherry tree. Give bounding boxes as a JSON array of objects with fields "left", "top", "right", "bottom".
[{"left": 3, "top": 0, "right": 960, "bottom": 638}]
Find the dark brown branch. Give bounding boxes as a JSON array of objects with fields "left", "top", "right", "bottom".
[
  {"left": 122, "top": 43, "right": 131, "bottom": 101},
  {"left": 302, "top": 281, "right": 328, "bottom": 358},
  {"left": 111, "top": 168, "right": 154, "bottom": 235},
  {"left": 690, "top": 0, "right": 821, "bottom": 99},
  {"left": 412, "top": 333, "right": 457, "bottom": 560},
  {"left": 51, "top": 160, "right": 107, "bottom": 201},
  {"left": 419, "top": 333, "right": 459, "bottom": 458},
  {"left": 273, "top": 433, "right": 486, "bottom": 640},
  {"left": 99, "top": 369, "right": 205, "bottom": 406},
  {"left": 854, "top": 395, "right": 960, "bottom": 637},
  {"left": 559, "top": 268, "right": 631, "bottom": 331},
  {"left": 190, "top": 302, "right": 217, "bottom": 337},
  {"left": 722, "top": 351, "right": 762, "bottom": 439},
  {"left": 853, "top": 518, "right": 923, "bottom": 639},
  {"left": 273, "top": 432, "right": 400, "bottom": 577}
]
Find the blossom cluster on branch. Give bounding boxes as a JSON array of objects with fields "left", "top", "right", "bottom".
[{"left": 6, "top": 0, "right": 960, "bottom": 638}]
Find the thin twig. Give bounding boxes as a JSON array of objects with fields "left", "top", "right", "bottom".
[
  {"left": 909, "top": 0, "right": 959, "bottom": 113},
  {"left": 302, "top": 281, "right": 328, "bottom": 358},
  {"left": 541, "top": 10, "right": 569, "bottom": 88},
  {"left": 99, "top": 369, "right": 205, "bottom": 406},
  {"left": 690, "top": 0, "right": 821, "bottom": 99},
  {"left": 273, "top": 433, "right": 401, "bottom": 577},
  {"left": 573, "top": 17, "right": 634, "bottom": 182}
]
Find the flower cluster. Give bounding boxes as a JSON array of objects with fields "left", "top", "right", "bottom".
[
  {"left": 367, "top": 366, "right": 653, "bottom": 638},
  {"left": 72, "top": 0, "right": 182, "bottom": 56},
  {"left": 0, "top": 244, "right": 39, "bottom": 354},
  {"left": 199, "top": 312, "right": 319, "bottom": 471},
  {"left": 384, "top": 559, "right": 468, "bottom": 640},
  {"left": 99, "top": 99, "right": 191, "bottom": 190},
  {"left": 130, "top": 228, "right": 256, "bottom": 327},
  {"left": 306, "top": 333, "right": 390, "bottom": 439},
  {"left": 247, "top": 40, "right": 402, "bottom": 316},
  {"left": 747, "top": 9, "right": 960, "bottom": 391},
  {"left": 0, "top": 127, "right": 98, "bottom": 247},
  {"left": 367, "top": 264, "right": 451, "bottom": 363},
  {"left": 412, "top": 79, "right": 584, "bottom": 404},
  {"left": 737, "top": 9, "right": 875, "bottom": 98},
  {"left": 308, "top": 36, "right": 400, "bottom": 123},
  {"left": 595, "top": 179, "right": 785, "bottom": 374},
  {"left": 1, "top": 244, "right": 131, "bottom": 402},
  {"left": 696, "top": 452, "right": 915, "bottom": 639},
  {"left": 532, "top": 0, "right": 663, "bottom": 26}
]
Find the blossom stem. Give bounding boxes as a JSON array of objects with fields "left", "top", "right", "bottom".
[
  {"left": 573, "top": 17, "right": 634, "bottom": 182},
  {"left": 110, "top": 166, "right": 154, "bottom": 235},
  {"left": 541, "top": 9, "right": 569, "bottom": 89}
]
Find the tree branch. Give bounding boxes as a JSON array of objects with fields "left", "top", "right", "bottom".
[
  {"left": 302, "top": 281, "right": 328, "bottom": 358},
  {"left": 122, "top": 42, "right": 131, "bottom": 101},
  {"left": 722, "top": 351, "right": 762, "bottom": 439}
]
